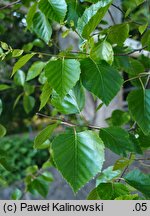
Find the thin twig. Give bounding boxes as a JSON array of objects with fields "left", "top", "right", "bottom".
[
  {"left": 34, "top": 51, "right": 56, "bottom": 57},
  {"left": 111, "top": 3, "right": 150, "bottom": 28},
  {"left": 19, "top": 167, "right": 46, "bottom": 199},
  {"left": 111, "top": 3, "right": 125, "bottom": 14},
  {"left": 115, "top": 177, "right": 125, "bottom": 182},
  {"left": 115, "top": 46, "right": 147, "bottom": 56},
  {"left": 27, "top": 51, "right": 87, "bottom": 59},
  {"left": 0, "top": 0, "right": 21, "bottom": 10},
  {"left": 145, "top": 74, "right": 150, "bottom": 88},
  {"left": 139, "top": 77, "right": 145, "bottom": 90},
  {"left": 123, "top": 73, "right": 149, "bottom": 84},
  {"left": 36, "top": 112, "right": 102, "bottom": 130},
  {"left": 69, "top": 51, "right": 89, "bottom": 55},
  {"left": 108, "top": 9, "right": 116, "bottom": 25},
  {"left": 11, "top": 43, "right": 148, "bottom": 60},
  {"left": 139, "top": 161, "right": 150, "bottom": 167},
  {"left": 127, "top": 72, "right": 150, "bottom": 132},
  {"left": 128, "top": 122, "right": 137, "bottom": 132},
  {"left": 118, "top": 153, "right": 133, "bottom": 182},
  {"left": 0, "top": 78, "right": 13, "bottom": 84},
  {"left": 135, "top": 158, "right": 150, "bottom": 161},
  {"left": 74, "top": 29, "right": 84, "bottom": 40}
]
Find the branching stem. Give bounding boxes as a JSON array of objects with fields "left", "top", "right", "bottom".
[
  {"left": 36, "top": 112, "right": 101, "bottom": 130},
  {"left": 0, "top": 0, "right": 21, "bottom": 10}
]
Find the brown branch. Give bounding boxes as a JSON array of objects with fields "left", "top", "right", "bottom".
[
  {"left": 0, "top": 78, "right": 13, "bottom": 84},
  {"left": 0, "top": 0, "right": 21, "bottom": 10},
  {"left": 138, "top": 161, "right": 150, "bottom": 167},
  {"left": 111, "top": 3, "right": 125, "bottom": 15},
  {"left": 118, "top": 153, "right": 133, "bottom": 182},
  {"left": 135, "top": 158, "right": 150, "bottom": 161},
  {"left": 115, "top": 46, "right": 147, "bottom": 57},
  {"left": 36, "top": 112, "right": 101, "bottom": 130},
  {"left": 123, "top": 72, "right": 149, "bottom": 84},
  {"left": 69, "top": 51, "right": 90, "bottom": 55},
  {"left": 128, "top": 122, "right": 137, "bottom": 132},
  {"left": 18, "top": 167, "right": 47, "bottom": 200},
  {"left": 111, "top": 3, "right": 150, "bottom": 28},
  {"left": 108, "top": 9, "right": 116, "bottom": 25},
  {"left": 26, "top": 50, "right": 87, "bottom": 59}
]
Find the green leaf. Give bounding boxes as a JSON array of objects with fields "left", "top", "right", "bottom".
[
  {"left": 39, "top": 0, "right": 67, "bottom": 23},
  {"left": 99, "top": 127, "right": 134, "bottom": 156},
  {"left": 41, "top": 171, "right": 54, "bottom": 182},
  {"left": 24, "top": 83, "right": 35, "bottom": 95},
  {"left": 82, "top": 0, "right": 99, "bottom": 2},
  {"left": 137, "top": 130, "right": 150, "bottom": 149},
  {"left": 62, "top": 30, "right": 70, "bottom": 38},
  {"left": 52, "top": 130, "right": 104, "bottom": 192},
  {"left": 0, "top": 99, "right": 2, "bottom": 116},
  {"left": 125, "top": 59, "right": 145, "bottom": 87},
  {"left": 51, "top": 82, "right": 85, "bottom": 114},
  {"left": 125, "top": 169, "right": 150, "bottom": 199},
  {"left": 27, "top": 176, "right": 50, "bottom": 198},
  {"left": 0, "top": 84, "right": 10, "bottom": 91},
  {"left": 107, "top": 110, "right": 130, "bottom": 127},
  {"left": 87, "top": 187, "right": 100, "bottom": 200},
  {"left": 26, "top": 2, "right": 37, "bottom": 29},
  {"left": 127, "top": 89, "right": 150, "bottom": 135},
  {"left": 141, "top": 30, "right": 150, "bottom": 51},
  {"left": 42, "top": 160, "right": 52, "bottom": 169},
  {"left": 0, "top": 124, "right": 6, "bottom": 137},
  {"left": 0, "top": 12, "right": 5, "bottom": 20},
  {"left": 115, "top": 194, "right": 139, "bottom": 200},
  {"left": 1, "top": 41, "right": 9, "bottom": 50},
  {"left": 26, "top": 61, "right": 46, "bottom": 81},
  {"left": 96, "top": 103, "right": 103, "bottom": 112},
  {"left": 33, "top": 39, "right": 44, "bottom": 48},
  {"left": 45, "top": 59, "right": 81, "bottom": 99},
  {"left": 26, "top": 165, "right": 38, "bottom": 175},
  {"left": 0, "top": 158, "right": 13, "bottom": 171},
  {"left": 113, "top": 157, "right": 134, "bottom": 171},
  {"left": 129, "top": 134, "right": 143, "bottom": 155},
  {"left": 90, "top": 41, "right": 114, "bottom": 65},
  {"left": 107, "top": 23, "right": 129, "bottom": 46},
  {"left": 0, "top": 149, "right": 7, "bottom": 158},
  {"left": 0, "top": 176, "right": 7, "bottom": 187},
  {"left": 32, "top": 11, "right": 52, "bottom": 44},
  {"left": 87, "top": 183, "right": 129, "bottom": 200},
  {"left": 38, "top": 71, "right": 47, "bottom": 84},
  {"left": 12, "top": 53, "right": 35, "bottom": 76},
  {"left": 12, "top": 49, "right": 24, "bottom": 57},
  {"left": 14, "top": 70, "right": 25, "bottom": 86},
  {"left": 66, "top": 0, "right": 83, "bottom": 27},
  {"left": 81, "top": 58, "right": 123, "bottom": 105},
  {"left": 34, "top": 124, "right": 57, "bottom": 149},
  {"left": 77, "top": 0, "right": 112, "bottom": 38},
  {"left": 39, "top": 82, "right": 52, "bottom": 110},
  {"left": 13, "top": 93, "right": 23, "bottom": 109},
  {"left": 23, "top": 95, "right": 35, "bottom": 113},
  {"left": 135, "top": 0, "right": 145, "bottom": 6},
  {"left": 36, "top": 140, "right": 51, "bottom": 150},
  {"left": 22, "top": 42, "right": 33, "bottom": 52},
  {"left": 11, "top": 189, "right": 22, "bottom": 200},
  {"left": 96, "top": 166, "right": 121, "bottom": 186},
  {"left": 139, "top": 23, "right": 148, "bottom": 35},
  {"left": 114, "top": 54, "right": 130, "bottom": 72}
]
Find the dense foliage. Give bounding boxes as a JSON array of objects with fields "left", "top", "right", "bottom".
[
  {"left": 0, "top": 135, "right": 49, "bottom": 184},
  {"left": 0, "top": 0, "right": 150, "bottom": 199}
]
